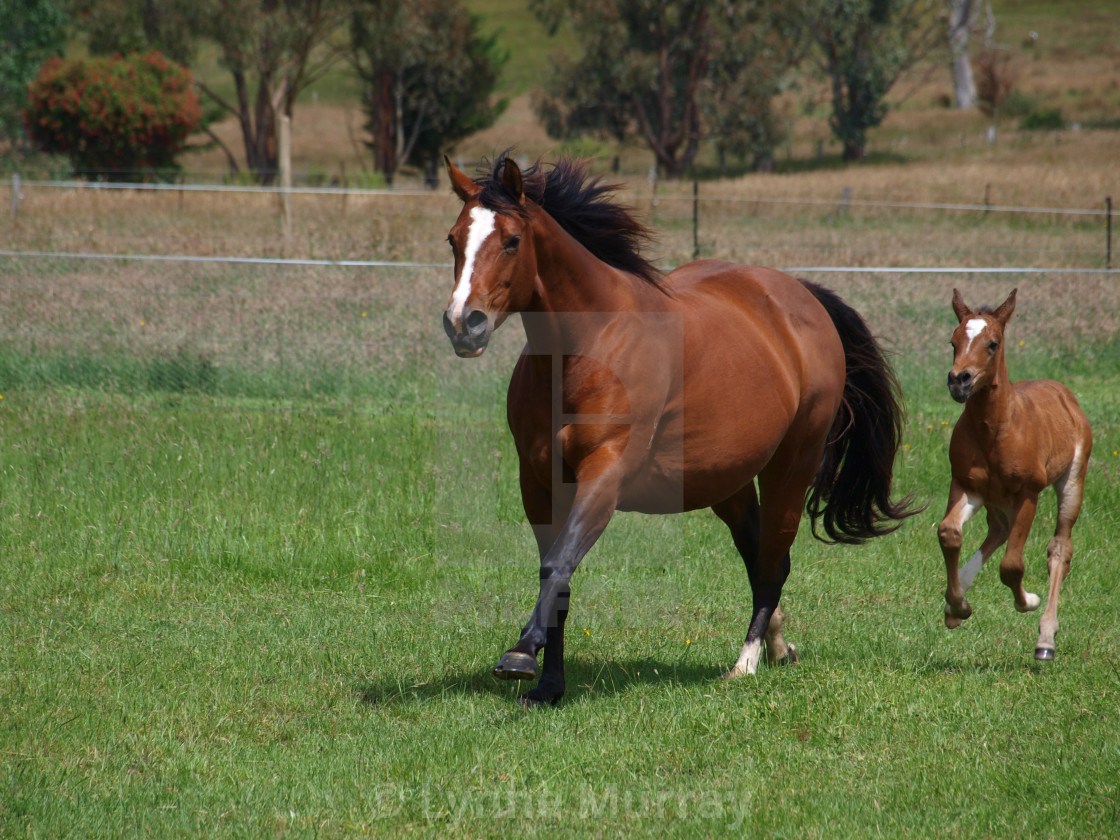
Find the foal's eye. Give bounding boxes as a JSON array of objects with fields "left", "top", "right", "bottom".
[
  {"left": 503, "top": 235, "right": 521, "bottom": 253},
  {"left": 987, "top": 340, "right": 999, "bottom": 353},
  {"left": 446, "top": 235, "right": 455, "bottom": 250}
]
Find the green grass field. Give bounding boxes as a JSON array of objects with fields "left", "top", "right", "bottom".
[{"left": 3, "top": 268, "right": 1119, "bottom": 837}]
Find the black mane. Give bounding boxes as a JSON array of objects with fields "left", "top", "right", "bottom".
[{"left": 473, "top": 152, "right": 661, "bottom": 285}]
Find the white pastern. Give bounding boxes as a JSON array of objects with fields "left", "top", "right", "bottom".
[
  {"left": 449, "top": 206, "right": 496, "bottom": 323},
  {"left": 725, "top": 639, "right": 763, "bottom": 679},
  {"left": 963, "top": 318, "right": 987, "bottom": 351}
]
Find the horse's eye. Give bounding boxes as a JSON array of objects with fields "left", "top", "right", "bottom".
[
  {"left": 447, "top": 235, "right": 455, "bottom": 250},
  {"left": 988, "top": 341, "right": 999, "bottom": 353},
  {"left": 504, "top": 235, "right": 521, "bottom": 253}
]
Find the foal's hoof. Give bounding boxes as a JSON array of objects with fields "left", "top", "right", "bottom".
[
  {"left": 492, "top": 651, "right": 538, "bottom": 681},
  {"left": 944, "top": 601, "right": 971, "bottom": 629},
  {"left": 1034, "top": 647, "right": 1055, "bottom": 661},
  {"left": 1018, "top": 592, "right": 1042, "bottom": 612}
]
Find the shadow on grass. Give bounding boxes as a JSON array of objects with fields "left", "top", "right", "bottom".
[{"left": 354, "top": 656, "right": 726, "bottom": 708}]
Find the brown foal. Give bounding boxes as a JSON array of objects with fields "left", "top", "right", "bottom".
[{"left": 939, "top": 288, "right": 1092, "bottom": 660}]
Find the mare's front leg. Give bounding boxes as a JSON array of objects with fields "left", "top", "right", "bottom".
[{"left": 493, "top": 458, "right": 621, "bottom": 706}]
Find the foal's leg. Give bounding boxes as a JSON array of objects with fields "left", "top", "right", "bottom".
[
  {"left": 712, "top": 485, "right": 798, "bottom": 672},
  {"left": 939, "top": 482, "right": 984, "bottom": 627},
  {"left": 1035, "top": 456, "right": 1088, "bottom": 660},
  {"left": 998, "top": 494, "right": 1043, "bottom": 614}
]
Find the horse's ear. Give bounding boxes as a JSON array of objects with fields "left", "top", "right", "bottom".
[
  {"left": 951, "top": 288, "right": 972, "bottom": 322},
  {"left": 502, "top": 157, "right": 524, "bottom": 201},
  {"left": 445, "top": 155, "right": 480, "bottom": 202},
  {"left": 993, "top": 288, "right": 1017, "bottom": 326}
]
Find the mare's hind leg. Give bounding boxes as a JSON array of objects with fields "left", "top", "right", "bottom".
[
  {"left": 712, "top": 484, "right": 798, "bottom": 675},
  {"left": 1035, "top": 451, "right": 1088, "bottom": 660}
]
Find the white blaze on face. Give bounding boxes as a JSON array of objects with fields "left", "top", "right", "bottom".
[
  {"left": 449, "top": 206, "right": 497, "bottom": 325},
  {"left": 963, "top": 318, "right": 988, "bottom": 351}
]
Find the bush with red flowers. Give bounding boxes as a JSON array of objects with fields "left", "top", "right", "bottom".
[{"left": 24, "top": 50, "right": 201, "bottom": 180}]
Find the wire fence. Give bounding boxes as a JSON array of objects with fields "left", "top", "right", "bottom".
[{"left": 2, "top": 178, "right": 1118, "bottom": 413}]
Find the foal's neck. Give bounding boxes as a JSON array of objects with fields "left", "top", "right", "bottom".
[{"left": 964, "top": 355, "right": 1015, "bottom": 436}]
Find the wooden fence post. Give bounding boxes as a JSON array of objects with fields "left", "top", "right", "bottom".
[{"left": 280, "top": 115, "right": 293, "bottom": 243}]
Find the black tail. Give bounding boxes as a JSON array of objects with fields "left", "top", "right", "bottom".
[{"left": 801, "top": 280, "right": 923, "bottom": 544}]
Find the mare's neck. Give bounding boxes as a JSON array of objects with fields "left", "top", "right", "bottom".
[{"left": 521, "top": 207, "right": 652, "bottom": 354}]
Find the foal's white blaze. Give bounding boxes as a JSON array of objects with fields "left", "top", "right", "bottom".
[
  {"left": 963, "top": 318, "right": 988, "bottom": 350},
  {"left": 448, "top": 206, "right": 497, "bottom": 325}
]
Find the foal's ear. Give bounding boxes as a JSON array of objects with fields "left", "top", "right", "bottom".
[
  {"left": 951, "top": 288, "right": 972, "bottom": 322},
  {"left": 445, "top": 155, "right": 480, "bottom": 202},
  {"left": 502, "top": 157, "right": 524, "bottom": 201},
  {"left": 992, "top": 287, "right": 1017, "bottom": 326}
]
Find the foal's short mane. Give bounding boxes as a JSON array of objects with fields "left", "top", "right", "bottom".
[{"left": 474, "top": 152, "right": 662, "bottom": 285}]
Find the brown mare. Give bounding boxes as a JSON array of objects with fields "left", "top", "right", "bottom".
[
  {"left": 441, "top": 153, "right": 917, "bottom": 705},
  {"left": 939, "top": 288, "right": 1092, "bottom": 660}
]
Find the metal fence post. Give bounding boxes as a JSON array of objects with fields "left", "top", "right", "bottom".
[
  {"left": 12, "top": 173, "right": 20, "bottom": 217},
  {"left": 1107, "top": 196, "right": 1113, "bottom": 269}
]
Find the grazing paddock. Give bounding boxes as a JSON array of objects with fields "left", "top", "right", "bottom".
[{"left": 1, "top": 181, "right": 1118, "bottom": 837}]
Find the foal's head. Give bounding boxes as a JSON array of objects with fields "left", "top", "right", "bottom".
[{"left": 947, "top": 288, "right": 1017, "bottom": 403}]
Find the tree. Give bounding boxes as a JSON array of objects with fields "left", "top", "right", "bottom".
[
  {"left": 531, "top": 0, "right": 806, "bottom": 178},
  {"left": 348, "top": 0, "right": 506, "bottom": 186},
  {"left": 808, "top": 0, "right": 942, "bottom": 161},
  {"left": 946, "top": 0, "right": 992, "bottom": 109},
  {"left": 74, "top": 0, "right": 347, "bottom": 182},
  {"left": 531, "top": 0, "right": 713, "bottom": 179},
  {"left": 25, "top": 50, "right": 201, "bottom": 179},
  {"left": 0, "top": 0, "right": 67, "bottom": 148},
  {"left": 974, "top": 44, "right": 1017, "bottom": 135},
  {"left": 702, "top": 1, "right": 809, "bottom": 172}
]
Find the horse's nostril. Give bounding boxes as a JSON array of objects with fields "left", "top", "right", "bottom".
[
  {"left": 465, "top": 309, "right": 489, "bottom": 336},
  {"left": 442, "top": 311, "right": 456, "bottom": 339},
  {"left": 959, "top": 371, "right": 972, "bottom": 385}
]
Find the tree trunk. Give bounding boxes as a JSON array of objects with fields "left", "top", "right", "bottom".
[
  {"left": 949, "top": 0, "right": 978, "bottom": 109},
  {"left": 843, "top": 139, "right": 865, "bottom": 162},
  {"left": 368, "top": 72, "right": 397, "bottom": 185}
]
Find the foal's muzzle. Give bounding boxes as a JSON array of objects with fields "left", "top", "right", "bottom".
[
  {"left": 947, "top": 370, "right": 973, "bottom": 403},
  {"left": 443, "top": 307, "right": 492, "bottom": 357}
]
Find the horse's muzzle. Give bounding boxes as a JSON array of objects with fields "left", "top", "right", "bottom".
[
  {"left": 947, "top": 370, "right": 972, "bottom": 403},
  {"left": 443, "top": 308, "right": 491, "bottom": 357}
]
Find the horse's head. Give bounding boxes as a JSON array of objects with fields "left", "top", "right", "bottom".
[
  {"left": 947, "top": 287, "right": 1017, "bottom": 403},
  {"left": 441, "top": 156, "right": 537, "bottom": 358}
]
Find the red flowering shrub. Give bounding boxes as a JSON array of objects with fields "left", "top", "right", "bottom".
[{"left": 25, "top": 50, "right": 201, "bottom": 181}]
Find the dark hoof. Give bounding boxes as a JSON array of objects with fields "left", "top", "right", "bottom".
[
  {"left": 1034, "top": 647, "right": 1055, "bottom": 661},
  {"left": 492, "top": 651, "right": 538, "bottom": 681},
  {"left": 517, "top": 687, "right": 563, "bottom": 708}
]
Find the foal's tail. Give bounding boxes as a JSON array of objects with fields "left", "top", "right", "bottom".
[{"left": 801, "top": 280, "right": 923, "bottom": 544}]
